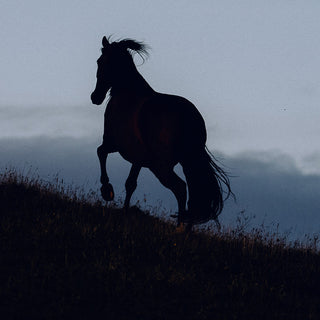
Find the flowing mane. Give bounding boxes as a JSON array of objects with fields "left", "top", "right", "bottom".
[{"left": 102, "top": 37, "right": 149, "bottom": 62}]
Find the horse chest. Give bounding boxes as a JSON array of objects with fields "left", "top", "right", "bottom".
[{"left": 104, "top": 102, "right": 149, "bottom": 163}]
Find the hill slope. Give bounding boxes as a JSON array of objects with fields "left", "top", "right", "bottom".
[{"left": 1, "top": 171, "right": 320, "bottom": 319}]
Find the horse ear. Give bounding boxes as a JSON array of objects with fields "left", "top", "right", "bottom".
[{"left": 102, "top": 36, "right": 110, "bottom": 48}]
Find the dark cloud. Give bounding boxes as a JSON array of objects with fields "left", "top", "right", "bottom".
[
  {"left": 221, "top": 152, "right": 320, "bottom": 238},
  {"left": 1, "top": 137, "right": 320, "bottom": 239}
]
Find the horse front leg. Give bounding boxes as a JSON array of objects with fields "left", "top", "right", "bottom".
[
  {"left": 124, "top": 164, "right": 141, "bottom": 211},
  {"left": 97, "top": 143, "right": 116, "bottom": 201}
]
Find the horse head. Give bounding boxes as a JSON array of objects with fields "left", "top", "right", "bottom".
[{"left": 91, "top": 36, "right": 149, "bottom": 105}]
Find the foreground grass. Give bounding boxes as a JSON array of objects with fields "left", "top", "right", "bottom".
[{"left": 1, "top": 171, "right": 320, "bottom": 319}]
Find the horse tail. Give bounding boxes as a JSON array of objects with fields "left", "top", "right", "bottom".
[{"left": 181, "top": 146, "right": 233, "bottom": 225}]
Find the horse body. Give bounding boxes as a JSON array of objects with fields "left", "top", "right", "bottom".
[{"left": 91, "top": 36, "right": 232, "bottom": 226}]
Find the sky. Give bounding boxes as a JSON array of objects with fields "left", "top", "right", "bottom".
[{"left": 1, "top": 1, "right": 320, "bottom": 239}]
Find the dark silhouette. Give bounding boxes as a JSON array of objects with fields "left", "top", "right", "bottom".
[{"left": 91, "top": 36, "right": 233, "bottom": 227}]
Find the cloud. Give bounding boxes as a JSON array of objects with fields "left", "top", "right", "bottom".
[
  {"left": 221, "top": 151, "right": 320, "bottom": 237},
  {"left": 1, "top": 136, "right": 320, "bottom": 239},
  {"left": 0, "top": 105, "right": 104, "bottom": 138}
]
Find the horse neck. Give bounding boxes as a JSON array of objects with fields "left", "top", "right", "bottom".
[{"left": 110, "top": 63, "right": 154, "bottom": 97}]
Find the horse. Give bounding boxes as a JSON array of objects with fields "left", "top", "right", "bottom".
[{"left": 91, "top": 36, "right": 233, "bottom": 228}]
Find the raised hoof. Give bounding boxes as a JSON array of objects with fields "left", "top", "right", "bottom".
[{"left": 101, "top": 183, "right": 114, "bottom": 201}]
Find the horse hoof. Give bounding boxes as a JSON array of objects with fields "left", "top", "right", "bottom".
[
  {"left": 101, "top": 183, "right": 114, "bottom": 201},
  {"left": 178, "top": 211, "right": 193, "bottom": 224},
  {"left": 175, "top": 222, "right": 193, "bottom": 234},
  {"left": 175, "top": 223, "right": 186, "bottom": 234},
  {"left": 171, "top": 211, "right": 193, "bottom": 224}
]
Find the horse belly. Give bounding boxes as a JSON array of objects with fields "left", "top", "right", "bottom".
[{"left": 118, "top": 145, "right": 150, "bottom": 166}]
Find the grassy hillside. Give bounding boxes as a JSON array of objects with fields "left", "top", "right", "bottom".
[{"left": 1, "top": 170, "right": 320, "bottom": 319}]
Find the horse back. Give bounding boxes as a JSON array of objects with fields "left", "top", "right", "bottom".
[{"left": 138, "top": 93, "right": 207, "bottom": 161}]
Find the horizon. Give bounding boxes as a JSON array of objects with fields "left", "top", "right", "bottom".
[{"left": 1, "top": 135, "right": 320, "bottom": 241}]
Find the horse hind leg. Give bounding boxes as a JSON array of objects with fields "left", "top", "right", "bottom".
[
  {"left": 124, "top": 164, "right": 141, "bottom": 211},
  {"left": 97, "top": 143, "right": 116, "bottom": 201},
  {"left": 149, "top": 165, "right": 189, "bottom": 228}
]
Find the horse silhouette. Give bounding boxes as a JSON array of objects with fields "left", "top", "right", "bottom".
[{"left": 91, "top": 36, "right": 233, "bottom": 227}]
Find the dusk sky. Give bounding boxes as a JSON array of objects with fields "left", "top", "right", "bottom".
[{"left": 1, "top": 1, "right": 320, "bottom": 239}]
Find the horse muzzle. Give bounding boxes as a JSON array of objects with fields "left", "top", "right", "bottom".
[{"left": 91, "top": 91, "right": 106, "bottom": 105}]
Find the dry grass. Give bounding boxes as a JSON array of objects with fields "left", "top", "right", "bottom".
[{"left": 1, "top": 169, "right": 320, "bottom": 319}]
